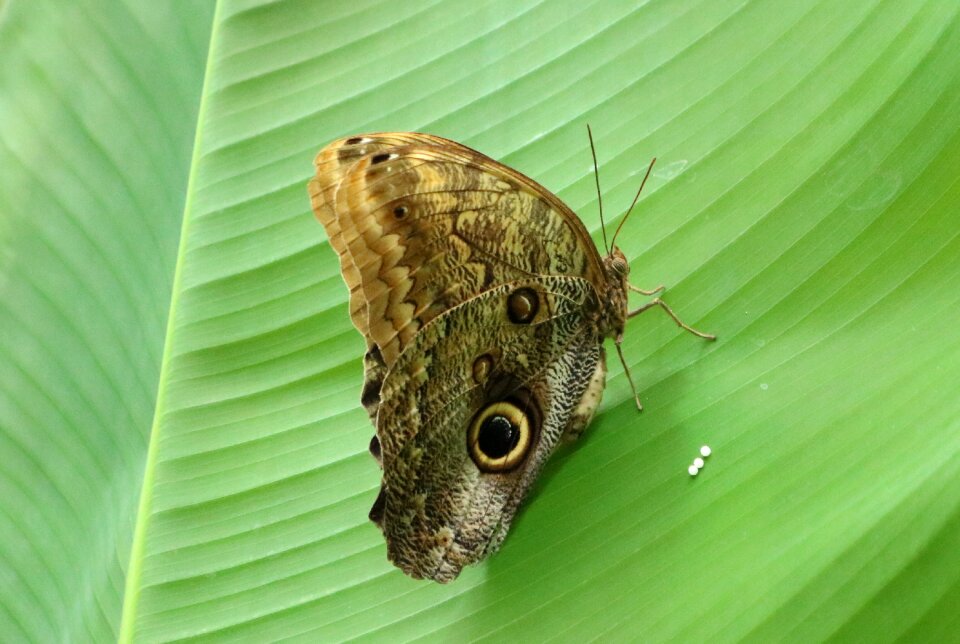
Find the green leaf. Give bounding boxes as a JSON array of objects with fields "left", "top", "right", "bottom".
[
  {"left": 0, "top": 0, "right": 214, "bottom": 640},
  {"left": 3, "top": 0, "right": 959, "bottom": 641}
]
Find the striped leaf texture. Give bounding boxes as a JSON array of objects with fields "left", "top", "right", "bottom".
[{"left": 2, "top": 0, "right": 959, "bottom": 641}]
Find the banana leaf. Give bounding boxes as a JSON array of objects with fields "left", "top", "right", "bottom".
[{"left": 2, "top": 0, "right": 959, "bottom": 640}]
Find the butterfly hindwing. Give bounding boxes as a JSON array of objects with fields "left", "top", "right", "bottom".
[{"left": 374, "top": 276, "right": 601, "bottom": 582}]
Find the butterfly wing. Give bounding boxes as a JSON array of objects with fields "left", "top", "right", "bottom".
[
  {"left": 309, "top": 133, "right": 609, "bottom": 581},
  {"left": 376, "top": 276, "right": 600, "bottom": 582},
  {"left": 308, "top": 132, "right": 605, "bottom": 367}
]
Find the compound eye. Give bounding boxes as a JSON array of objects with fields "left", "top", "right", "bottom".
[{"left": 467, "top": 401, "right": 534, "bottom": 472}]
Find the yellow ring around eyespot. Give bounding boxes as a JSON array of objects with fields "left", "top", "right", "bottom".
[{"left": 467, "top": 401, "right": 533, "bottom": 472}]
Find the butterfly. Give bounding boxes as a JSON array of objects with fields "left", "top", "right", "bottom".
[{"left": 308, "top": 131, "right": 713, "bottom": 582}]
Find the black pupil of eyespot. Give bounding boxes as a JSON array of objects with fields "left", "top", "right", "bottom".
[{"left": 478, "top": 414, "right": 520, "bottom": 459}]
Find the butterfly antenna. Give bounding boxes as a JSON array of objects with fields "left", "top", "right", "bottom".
[
  {"left": 610, "top": 157, "right": 656, "bottom": 250},
  {"left": 587, "top": 125, "right": 610, "bottom": 255}
]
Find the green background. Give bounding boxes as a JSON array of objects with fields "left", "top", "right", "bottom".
[{"left": 2, "top": 0, "right": 959, "bottom": 641}]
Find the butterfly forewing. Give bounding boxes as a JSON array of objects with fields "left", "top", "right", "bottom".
[{"left": 310, "top": 133, "right": 606, "bottom": 366}]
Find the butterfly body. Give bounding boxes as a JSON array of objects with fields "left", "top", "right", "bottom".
[{"left": 309, "top": 133, "right": 650, "bottom": 582}]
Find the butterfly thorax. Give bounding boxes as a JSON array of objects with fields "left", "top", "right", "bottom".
[{"left": 599, "top": 247, "right": 631, "bottom": 341}]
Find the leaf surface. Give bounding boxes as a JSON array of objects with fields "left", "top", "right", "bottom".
[{"left": 2, "top": 0, "right": 959, "bottom": 641}]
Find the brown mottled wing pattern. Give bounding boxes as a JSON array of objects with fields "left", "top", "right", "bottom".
[
  {"left": 377, "top": 276, "right": 600, "bottom": 582},
  {"left": 308, "top": 133, "right": 605, "bottom": 368},
  {"left": 309, "top": 132, "right": 610, "bottom": 582}
]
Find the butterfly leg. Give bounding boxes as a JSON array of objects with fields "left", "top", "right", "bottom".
[
  {"left": 614, "top": 339, "right": 644, "bottom": 411},
  {"left": 628, "top": 283, "right": 665, "bottom": 297},
  {"left": 628, "top": 298, "right": 716, "bottom": 341},
  {"left": 563, "top": 349, "right": 607, "bottom": 441}
]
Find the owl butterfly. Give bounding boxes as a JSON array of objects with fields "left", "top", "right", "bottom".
[{"left": 308, "top": 131, "right": 713, "bottom": 583}]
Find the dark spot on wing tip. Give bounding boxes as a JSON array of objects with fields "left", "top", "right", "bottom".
[
  {"left": 371, "top": 152, "right": 392, "bottom": 164},
  {"left": 369, "top": 435, "right": 382, "bottom": 462},
  {"left": 345, "top": 136, "right": 363, "bottom": 144},
  {"left": 369, "top": 485, "right": 386, "bottom": 525}
]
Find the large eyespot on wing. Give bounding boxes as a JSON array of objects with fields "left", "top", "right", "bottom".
[
  {"left": 372, "top": 275, "right": 601, "bottom": 582},
  {"left": 467, "top": 399, "right": 536, "bottom": 473},
  {"left": 308, "top": 132, "right": 606, "bottom": 368}
]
